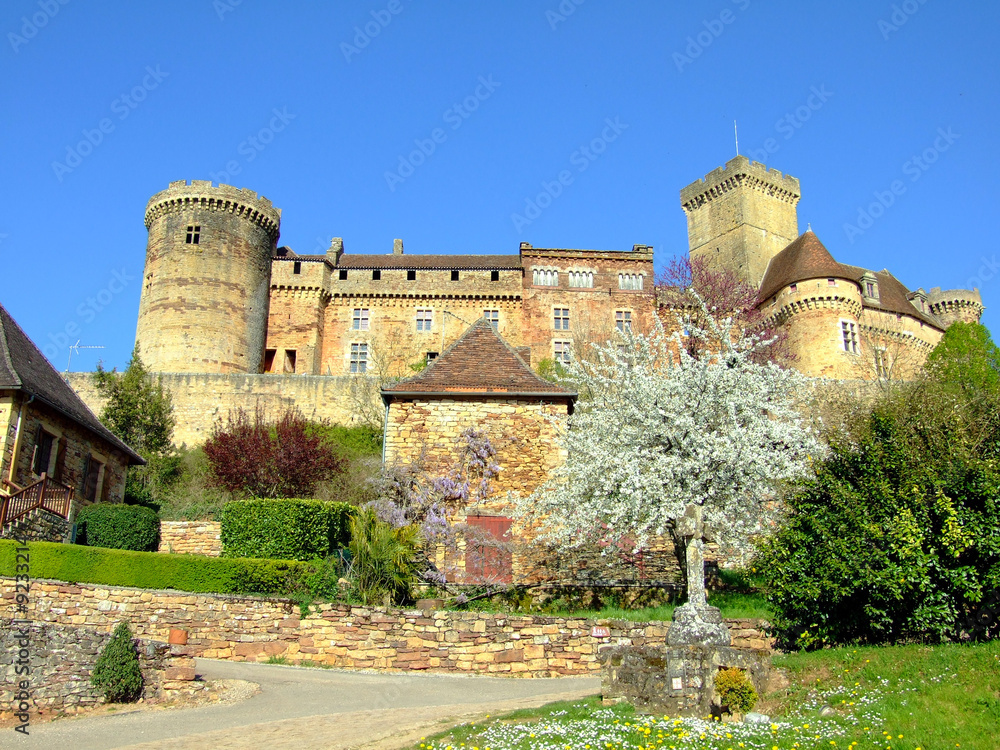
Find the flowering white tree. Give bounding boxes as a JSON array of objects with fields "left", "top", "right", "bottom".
[{"left": 514, "top": 291, "right": 823, "bottom": 569}]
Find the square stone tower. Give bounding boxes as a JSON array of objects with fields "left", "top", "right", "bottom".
[{"left": 680, "top": 156, "right": 801, "bottom": 288}]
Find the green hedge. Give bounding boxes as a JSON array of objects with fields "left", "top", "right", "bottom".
[
  {"left": 220, "top": 499, "right": 354, "bottom": 561},
  {"left": 0, "top": 540, "right": 313, "bottom": 596},
  {"left": 76, "top": 504, "right": 161, "bottom": 552}
]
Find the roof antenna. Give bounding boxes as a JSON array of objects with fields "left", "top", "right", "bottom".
[
  {"left": 67, "top": 341, "right": 104, "bottom": 371},
  {"left": 734, "top": 120, "right": 739, "bottom": 156}
]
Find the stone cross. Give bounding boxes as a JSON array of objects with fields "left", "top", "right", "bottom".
[{"left": 676, "top": 503, "right": 707, "bottom": 608}]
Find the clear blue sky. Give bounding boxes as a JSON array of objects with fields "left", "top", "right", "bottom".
[{"left": 2, "top": 0, "right": 997, "bottom": 371}]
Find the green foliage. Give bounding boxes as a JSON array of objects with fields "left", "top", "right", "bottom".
[
  {"left": 348, "top": 507, "right": 420, "bottom": 605},
  {"left": 714, "top": 667, "right": 757, "bottom": 714},
  {"left": 759, "top": 382, "right": 1000, "bottom": 648},
  {"left": 926, "top": 321, "right": 1000, "bottom": 396},
  {"left": 76, "top": 504, "right": 161, "bottom": 552},
  {"left": 0, "top": 539, "right": 318, "bottom": 596},
  {"left": 308, "top": 423, "right": 382, "bottom": 460},
  {"left": 221, "top": 499, "right": 354, "bottom": 561},
  {"left": 91, "top": 622, "right": 143, "bottom": 703},
  {"left": 534, "top": 357, "right": 568, "bottom": 383},
  {"left": 94, "top": 345, "right": 174, "bottom": 455}
]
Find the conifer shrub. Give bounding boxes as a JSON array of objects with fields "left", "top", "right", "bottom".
[
  {"left": 91, "top": 622, "right": 143, "bottom": 703},
  {"left": 221, "top": 499, "right": 354, "bottom": 561},
  {"left": 714, "top": 668, "right": 757, "bottom": 714},
  {"left": 76, "top": 504, "right": 161, "bottom": 552}
]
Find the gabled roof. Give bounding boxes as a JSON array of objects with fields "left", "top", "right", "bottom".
[
  {"left": 758, "top": 231, "right": 943, "bottom": 330},
  {"left": 0, "top": 304, "right": 145, "bottom": 464},
  {"left": 381, "top": 318, "right": 576, "bottom": 401}
]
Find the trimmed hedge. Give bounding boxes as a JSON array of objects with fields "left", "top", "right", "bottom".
[
  {"left": 221, "top": 499, "right": 354, "bottom": 561},
  {"left": 76, "top": 504, "right": 161, "bottom": 552},
  {"left": 0, "top": 540, "right": 313, "bottom": 596}
]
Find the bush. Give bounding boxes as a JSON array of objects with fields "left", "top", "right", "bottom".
[
  {"left": 91, "top": 622, "right": 143, "bottom": 703},
  {"left": 221, "top": 499, "right": 354, "bottom": 561},
  {"left": 76, "top": 504, "right": 161, "bottom": 552},
  {"left": 0, "top": 540, "right": 318, "bottom": 597},
  {"left": 204, "top": 407, "right": 346, "bottom": 498},
  {"left": 348, "top": 507, "right": 420, "bottom": 605},
  {"left": 714, "top": 668, "right": 757, "bottom": 714}
]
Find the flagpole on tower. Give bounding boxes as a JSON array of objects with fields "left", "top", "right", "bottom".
[{"left": 734, "top": 120, "right": 739, "bottom": 156}]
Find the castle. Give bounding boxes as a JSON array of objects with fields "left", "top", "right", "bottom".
[{"left": 67, "top": 156, "right": 984, "bottom": 446}]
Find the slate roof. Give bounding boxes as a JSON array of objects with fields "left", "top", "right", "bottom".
[
  {"left": 381, "top": 318, "right": 577, "bottom": 401},
  {"left": 758, "top": 231, "right": 943, "bottom": 330},
  {"left": 0, "top": 304, "right": 145, "bottom": 464}
]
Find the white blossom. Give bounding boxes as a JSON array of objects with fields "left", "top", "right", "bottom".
[{"left": 514, "top": 290, "right": 824, "bottom": 556}]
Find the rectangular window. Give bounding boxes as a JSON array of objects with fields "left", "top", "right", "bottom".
[
  {"left": 350, "top": 343, "right": 368, "bottom": 373},
  {"left": 615, "top": 310, "right": 632, "bottom": 332},
  {"left": 352, "top": 308, "right": 370, "bottom": 331},
  {"left": 618, "top": 273, "right": 643, "bottom": 290},
  {"left": 483, "top": 309, "right": 499, "bottom": 328},
  {"left": 874, "top": 347, "right": 889, "bottom": 378},
  {"left": 451, "top": 270, "right": 460, "bottom": 281},
  {"left": 293, "top": 261, "right": 302, "bottom": 275},
  {"left": 416, "top": 309, "right": 433, "bottom": 331},
  {"left": 407, "top": 270, "right": 416, "bottom": 281},
  {"left": 426, "top": 351, "right": 439, "bottom": 364},
  {"left": 866, "top": 281, "right": 875, "bottom": 297},
  {"left": 32, "top": 428, "right": 56, "bottom": 476},
  {"left": 490, "top": 270, "right": 499, "bottom": 282},
  {"left": 828, "top": 278, "right": 837, "bottom": 287},
  {"left": 568, "top": 271, "right": 594, "bottom": 288},
  {"left": 533, "top": 269, "right": 558, "bottom": 286},
  {"left": 82, "top": 456, "right": 105, "bottom": 503},
  {"left": 185, "top": 225, "right": 200, "bottom": 245},
  {"left": 263, "top": 348, "right": 276, "bottom": 373},
  {"left": 372, "top": 269, "right": 381, "bottom": 280},
  {"left": 553, "top": 308, "right": 570, "bottom": 330},
  {"left": 554, "top": 340, "right": 571, "bottom": 364},
  {"left": 284, "top": 349, "right": 297, "bottom": 373},
  {"left": 841, "top": 320, "right": 858, "bottom": 354},
  {"left": 789, "top": 283, "right": 797, "bottom": 292}
]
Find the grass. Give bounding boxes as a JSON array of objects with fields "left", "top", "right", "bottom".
[{"left": 410, "top": 640, "right": 1000, "bottom": 750}]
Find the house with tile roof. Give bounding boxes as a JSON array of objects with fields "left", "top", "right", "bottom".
[
  {"left": 381, "top": 317, "right": 576, "bottom": 582},
  {"left": 0, "top": 303, "right": 143, "bottom": 540}
]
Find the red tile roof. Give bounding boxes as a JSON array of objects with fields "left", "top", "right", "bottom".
[{"left": 382, "top": 318, "right": 576, "bottom": 400}]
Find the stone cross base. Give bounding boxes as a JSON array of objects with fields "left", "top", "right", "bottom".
[
  {"left": 667, "top": 603, "right": 732, "bottom": 647},
  {"left": 600, "top": 642, "right": 770, "bottom": 718}
]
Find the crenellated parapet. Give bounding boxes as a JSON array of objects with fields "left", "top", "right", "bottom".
[
  {"left": 926, "top": 287, "right": 985, "bottom": 328},
  {"left": 762, "top": 292, "right": 863, "bottom": 328},
  {"left": 144, "top": 180, "right": 281, "bottom": 244},
  {"left": 680, "top": 155, "right": 800, "bottom": 212}
]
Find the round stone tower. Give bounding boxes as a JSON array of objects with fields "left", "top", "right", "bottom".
[
  {"left": 926, "top": 287, "right": 985, "bottom": 328},
  {"left": 136, "top": 180, "right": 281, "bottom": 374}
]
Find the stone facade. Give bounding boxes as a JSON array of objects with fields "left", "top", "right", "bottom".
[
  {"left": 157, "top": 521, "right": 222, "bottom": 556},
  {"left": 2, "top": 578, "right": 772, "bottom": 679},
  {"left": 0, "top": 507, "right": 71, "bottom": 543},
  {"left": 0, "top": 621, "right": 193, "bottom": 721}
]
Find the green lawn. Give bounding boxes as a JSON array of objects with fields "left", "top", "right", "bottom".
[{"left": 411, "top": 640, "right": 999, "bottom": 750}]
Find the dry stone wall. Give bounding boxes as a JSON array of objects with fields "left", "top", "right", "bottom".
[
  {"left": 157, "top": 521, "right": 222, "bottom": 556},
  {"left": 1, "top": 578, "right": 772, "bottom": 678}
]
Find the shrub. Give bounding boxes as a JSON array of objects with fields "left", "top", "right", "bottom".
[
  {"left": 348, "top": 507, "right": 420, "bottom": 605},
  {"left": 76, "top": 504, "right": 161, "bottom": 552},
  {"left": 91, "top": 622, "right": 143, "bottom": 703},
  {"left": 221, "top": 499, "right": 354, "bottom": 561},
  {"left": 0, "top": 540, "right": 317, "bottom": 597},
  {"left": 203, "top": 406, "right": 346, "bottom": 498},
  {"left": 714, "top": 668, "right": 757, "bottom": 714}
]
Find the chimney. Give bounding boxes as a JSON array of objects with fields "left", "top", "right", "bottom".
[
  {"left": 327, "top": 237, "right": 344, "bottom": 264},
  {"left": 393, "top": 238, "right": 404, "bottom": 255}
]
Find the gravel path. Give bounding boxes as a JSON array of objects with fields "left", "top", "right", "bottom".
[{"left": 3, "top": 659, "right": 600, "bottom": 749}]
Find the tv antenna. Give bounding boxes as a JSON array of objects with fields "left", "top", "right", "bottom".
[{"left": 68, "top": 341, "right": 105, "bottom": 371}]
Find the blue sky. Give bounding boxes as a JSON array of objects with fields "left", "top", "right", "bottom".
[{"left": 2, "top": 0, "right": 997, "bottom": 371}]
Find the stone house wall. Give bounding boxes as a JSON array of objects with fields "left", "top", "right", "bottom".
[
  {"left": 1, "top": 578, "right": 772, "bottom": 678},
  {"left": 157, "top": 521, "right": 222, "bottom": 556}
]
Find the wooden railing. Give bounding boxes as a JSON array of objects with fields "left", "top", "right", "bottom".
[{"left": 0, "top": 474, "right": 75, "bottom": 528}]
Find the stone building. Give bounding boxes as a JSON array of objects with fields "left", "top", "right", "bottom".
[
  {"left": 381, "top": 317, "right": 576, "bottom": 582},
  {"left": 61, "top": 156, "right": 983, "bottom": 445},
  {"left": 0, "top": 303, "right": 143, "bottom": 538}
]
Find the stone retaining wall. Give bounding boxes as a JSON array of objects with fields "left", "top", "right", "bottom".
[
  {"left": 157, "top": 521, "right": 222, "bottom": 556},
  {"left": 0, "top": 622, "right": 198, "bottom": 722},
  {"left": 1, "top": 578, "right": 772, "bottom": 678}
]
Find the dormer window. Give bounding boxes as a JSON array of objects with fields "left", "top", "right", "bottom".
[{"left": 861, "top": 272, "right": 880, "bottom": 303}]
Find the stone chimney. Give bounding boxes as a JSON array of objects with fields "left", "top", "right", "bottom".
[
  {"left": 393, "top": 238, "right": 404, "bottom": 255},
  {"left": 327, "top": 237, "right": 344, "bottom": 264}
]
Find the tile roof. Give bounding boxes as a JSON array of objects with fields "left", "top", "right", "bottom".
[
  {"left": 382, "top": 318, "right": 576, "bottom": 400},
  {"left": 337, "top": 254, "right": 522, "bottom": 270},
  {"left": 758, "top": 231, "right": 943, "bottom": 330},
  {"left": 0, "top": 304, "right": 145, "bottom": 464}
]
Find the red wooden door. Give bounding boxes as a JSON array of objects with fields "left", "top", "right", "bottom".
[{"left": 465, "top": 515, "right": 513, "bottom": 584}]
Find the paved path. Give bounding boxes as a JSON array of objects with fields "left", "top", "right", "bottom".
[{"left": 4, "top": 659, "right": 600, "bottom": 750}]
